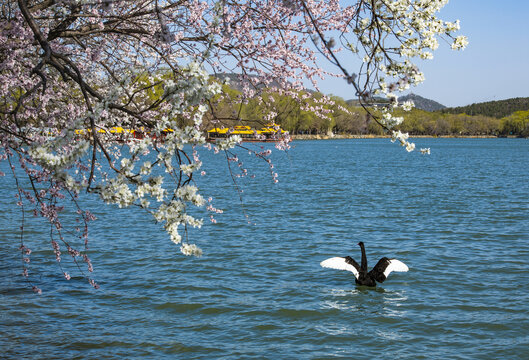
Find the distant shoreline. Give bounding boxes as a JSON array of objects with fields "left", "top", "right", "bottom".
[{"left": 290, "top": 134, "right": 523, "bottom": 140}]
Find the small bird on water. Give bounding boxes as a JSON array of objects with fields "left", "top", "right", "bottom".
[{"left": 320, "top": 242, "right": 409, "bottom": 287}]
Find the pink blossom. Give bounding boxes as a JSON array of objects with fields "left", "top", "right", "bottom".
[
  {"left": 88, "top": 279, "right": 100, "bottom": 289},
  {"left": 32, "top": 286, "right": 42, "bottom": 295}
]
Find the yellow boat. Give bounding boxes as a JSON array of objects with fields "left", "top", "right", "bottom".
[{"left": 206, "top": 123, "right": 285, "bottom": 142}]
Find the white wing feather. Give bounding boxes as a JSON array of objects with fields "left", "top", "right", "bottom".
[
  {"left": 383, "top": 259, "right": 409, "bottom": 278},
  {"left": 320, "top": 257, "right": 359, "bottom": 279}
]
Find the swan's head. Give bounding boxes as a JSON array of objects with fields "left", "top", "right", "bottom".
[{"left": 357, "top": 241, "right": 364, "bottom": 247}]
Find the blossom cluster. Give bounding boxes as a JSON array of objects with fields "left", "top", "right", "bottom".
[
  {"left": 339, "top": 0, "right": 467, "bottom": 149},
  {"left": 93, "top": 63, "right": 236, "bottom": 256}
]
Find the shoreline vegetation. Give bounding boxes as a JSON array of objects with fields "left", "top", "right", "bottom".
[
  {"left": 290, "top": 134, "right": 524, "bottom": 140},
  {"left": 204, "top": 83, "right": 529, "bottom": 138},
  {"left": 73, "top": 88, "right": 529, "bottom": 141}
]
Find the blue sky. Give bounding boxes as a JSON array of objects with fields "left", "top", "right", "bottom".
[{"left": 315, "top": 0, "right": 529, "bottom": 107}]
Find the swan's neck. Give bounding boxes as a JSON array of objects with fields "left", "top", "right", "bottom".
[{"left": 359, "top": 243, "right": 367, "bottom": 272}]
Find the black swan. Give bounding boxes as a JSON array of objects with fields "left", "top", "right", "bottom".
[{"left": 320, "top": 242, "right": 409, "bottom": 287}]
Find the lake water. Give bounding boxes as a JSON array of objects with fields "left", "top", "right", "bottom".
[{"left": 1, "top": 138, "right": 529, "bottom": 359}]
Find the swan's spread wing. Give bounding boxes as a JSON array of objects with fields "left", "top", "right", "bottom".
[
  {"left": 369, "top": 257, "right": 409, "bottom": 283},
  {"left": 385, "top": 259, "right": 409, "bottom": 276},
  {"left": 320, "top": 256, "right": 359, "bottom": 279}
]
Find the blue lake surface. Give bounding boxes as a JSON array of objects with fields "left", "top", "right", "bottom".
[{"left": 1, "top": 138, "right": 529, "bottom": 359}]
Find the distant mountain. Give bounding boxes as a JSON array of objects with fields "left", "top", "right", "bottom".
[
  {"left": 214, "top": 73, "right": 247, "bottom": 92},
  {"left": 440, "top": 97, "right": 529, "bottom": 118},
  {"left": 399, "top": 93, "right": 446, "bottom": 111},
  {"left": 214, "top": 74, "right": 451, "bottom": 112},
  {"left": 345, "top": 93, "right": 445, "bottom": 112}
]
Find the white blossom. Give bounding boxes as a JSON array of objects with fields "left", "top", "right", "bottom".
[
  {"left": 451, "top": 36, "right": 469, "bottom": 50},
  {"left": 180, "top": 243, "right": 203, "bottom": 256},
  {"left": 401, "top": 100, "right": 415, "bottom": 111},
  {"left": 216, "top": 135, "right": 242, "bottom": 150},
  {"left": 391, "top": 130, "right": 415, "bottom": 152},
  {"left": 180, "top": 161, "right": 202, "bottom": 176}
]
